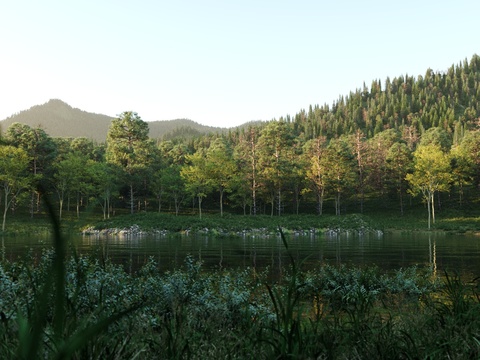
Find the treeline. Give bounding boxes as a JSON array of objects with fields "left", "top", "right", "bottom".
[{"left": 0, "top": 55, "right": 479, "bottom": 229}]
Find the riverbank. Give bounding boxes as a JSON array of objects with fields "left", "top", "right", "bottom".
[
  {"left": 2, "top": 207, "right": 480, "bottom": 236},
  {"left": 85, "top": 209, "right": 480, "bottom": 236},
  {"left": 82, "top": 213, "right": 384, "bottom": 237}
]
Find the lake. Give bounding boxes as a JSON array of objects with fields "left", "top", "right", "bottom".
[{"left": 2, "top": 230, "right": 480, "bottom": 279}]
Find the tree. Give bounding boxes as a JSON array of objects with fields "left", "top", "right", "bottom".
[
  {"left": 257, "top": 121, "right": 295, "bottom": 216},
  {"left": 386, "top": 142, "right": 412, "bottom": 214},
  {"left": 206, "top": 138, "right": 236, "bottom": 217},
  {"left": 303, "top": 136, "right": 328, "bottom": 215},
  {"left": 233, "top": 127, "right": 260, "bottom": 215},
  {"left": 366, "top": 129, "right": 401, "bottom": 200},
  {"left": 181, "top": 151, "right": 213, "bottom": 218},
  {"left": 456, "top": 130, "right": 480, "bottom": 188},
  {"left": 163, "top": 164, "right": 187, "bottom": 216},
  {"left": 52, "top": 152, "right": 87, "bottom": 220},
  {"left": 5, "top": 123, "right": 56, "bottom": 216},
  {"left": 351, "top": 130, "right": 367, "bottom": 212},
  {"left": 419, "top": 127, "right": 452, "bottom": 151},
  {"left": 449, "top": 144, "right": 471, "bottom": 206},
  {"left": 106, "top": 111, "right": 152, "bottom": 214},
  {"left": 87, "top": 160, "right": 118, "bottom": 219},
  {"left": 0, "top": 145, "right": 31, "bottom": 231},
  {"left": 406, "top": 144, "right": 452, "bottom": 229},
  {"left": 323, "top": 137, "right": 357, "bottom": 216}
]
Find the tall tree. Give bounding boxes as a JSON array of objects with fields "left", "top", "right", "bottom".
[
  {"left": 385, "top": 142, "right": 412, "bottom": 214},
  {"left": 257, "top": 121, "right": 295, "bottom": 216},
  {"left": 0, "top": 145, "right": 31, "bottom": 231},
  {"left": 406, "top": 144, "right": 452, "bottom": 229},
  {"left": 303, "top": 136, "right": 328, "bottom": 215},
  {"left": 233, "top": 127, "right": 260, "bottom": 215},
  {"left": 366, "top": 129, "right": 401, "bottom": 200},
  {"left": 87, "top": 160, "right": 118, "bottom": 219},
  {"left": 5, "top": 123, "right": 56, "bottom": 216},
  {"left": 351, "top": 130, "right": 367, "bottom": 212},
  {"left": 181, "top": 151, "right": 213, "bottom": 219},
  {"left": 323, "top": 137, "right": 357, "bottom": 215},
  {"left": 456, "top": 130, "right": 480, "bottom": 188},
  {"left": 106, "top": 111, "right": 152, "bottom": 214},
  {"left": 52, "top": 152, "right": 87, "bottom": 220},
  {"left": 163, "top": 164, "right": 187, "bottom": 216},
  {"left": 206, "top": 137, "right": 236, "bottom": 217}
]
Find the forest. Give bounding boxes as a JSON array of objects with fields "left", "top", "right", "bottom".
[{"left": 1, "top": 55, "right": 480, "bottom": 231}]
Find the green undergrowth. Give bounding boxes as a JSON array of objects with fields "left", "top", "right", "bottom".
[
  {"left": 89, "top": 212, "right": 380, "bottom": 235},
  {"left": 2, "top": 244, "right": 480, "bottom": 358},
  {"left": 3, "top": 203, "right": 480, "bottom": 237}
]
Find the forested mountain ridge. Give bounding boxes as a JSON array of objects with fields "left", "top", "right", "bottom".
[
  {"left": 0, "top": 99, "right": 226, "bottom": 142},
  {"left": 285, "top": 54, "right": 480, "bottom": 142}
]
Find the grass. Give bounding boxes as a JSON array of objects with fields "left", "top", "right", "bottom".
[{"left": 88, "top": 212, "right": 382, "bottom": 235}]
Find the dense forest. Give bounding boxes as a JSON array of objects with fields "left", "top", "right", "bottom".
[{"left": 1, "top": 55, "right": 480, "bottom": 230}]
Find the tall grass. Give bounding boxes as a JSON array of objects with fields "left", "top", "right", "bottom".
[{"left": 11, "top": 189, "right": 143, "bottom": 359}]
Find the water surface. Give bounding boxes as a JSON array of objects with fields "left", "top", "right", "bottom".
[{"left": 2, "top": 231, "right": 480, "bottom": 278}]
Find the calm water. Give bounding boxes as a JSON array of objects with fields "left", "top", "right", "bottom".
[{"left": 2, "top": 231, "right": 480, "bottom": 278}]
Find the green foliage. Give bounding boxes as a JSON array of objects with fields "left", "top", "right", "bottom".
[
  {"left": 406, "top": 144, "right": 453, "bottom": 228},
  {"left": 0, "top": 145, "right": 32, "bottom": 231}
]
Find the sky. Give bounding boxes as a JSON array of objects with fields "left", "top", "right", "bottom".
[{"left": 1, "top": 0, "right": 479, "bottom": 128}]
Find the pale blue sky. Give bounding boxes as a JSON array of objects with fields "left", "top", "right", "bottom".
[{"left": 1, "top": 0, "right": 479, "bottom": 127}]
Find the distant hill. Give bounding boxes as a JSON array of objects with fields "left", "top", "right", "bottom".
[{"left": 0, "top": 99, "right": 227, "bottom": 142}]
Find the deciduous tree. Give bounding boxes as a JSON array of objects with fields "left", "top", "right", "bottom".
[
  {"left": 206, "top": 138, "right": 236, "bottom": 217},
  {"left": 181, "top": 151, "right": 213, "bottom": 218},
  {"left": 0, "top": 145, "right": 31, "bottom": 231},
  {"left": 406, "top": 144, "right": 452, "bottom": 229}
]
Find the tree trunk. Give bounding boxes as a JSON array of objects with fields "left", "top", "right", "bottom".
[
  {"left": 277, "top": 188, "right": 281, "bottom": 216},
  {"left": 130, "top": 183, "right": 134, "bottom": 214},
  {"left": 59, "top": 198, "right": 64, "bottom": 221},
  {"left": 30, "top": 191, "right": 35, "bottom": 218},
  {"left": 219, "top": 187, "right": 224, "bottom": 217},
  {"left": 317, "top": 190, "right": 324, "bottom": 216},
  {"left": 335, "top": 192, "right": 341, "bottom": 216},
  {"left": 198, "top": 196, "right": 202, "bottom": 219},
  {"left": 103, "top": 198, "right": 107, "bottom": 220},
  {"left": 2, "top": 191, "right": 8, "bottom": 232},
  {"left": 431, "top": 192, "right": 435, "bottom": 225},
  {"left": 427, "top": 193, "right": 432, "bottom": 229},
  {"left": 76, "top": 193, "right": 80, "bottom": 219}
]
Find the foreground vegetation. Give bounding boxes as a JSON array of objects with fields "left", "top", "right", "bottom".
[{"left": 2, "top": 239, "right": 480, "bottom": 359}]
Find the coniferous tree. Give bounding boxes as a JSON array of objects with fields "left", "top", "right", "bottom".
[{"left": 106, "top": 111, "right": 152, "bottom": 214}]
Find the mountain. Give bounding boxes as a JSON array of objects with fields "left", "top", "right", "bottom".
[{"left": 0, "top": 99, "right": 226, "bottom": 142}]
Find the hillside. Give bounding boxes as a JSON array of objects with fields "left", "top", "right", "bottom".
[
  {"left": 287, "top": 54, "right": 480, "bottom": 141},
  {"left": 0, "top": 99, "right": 226, "bottom": 142}
]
